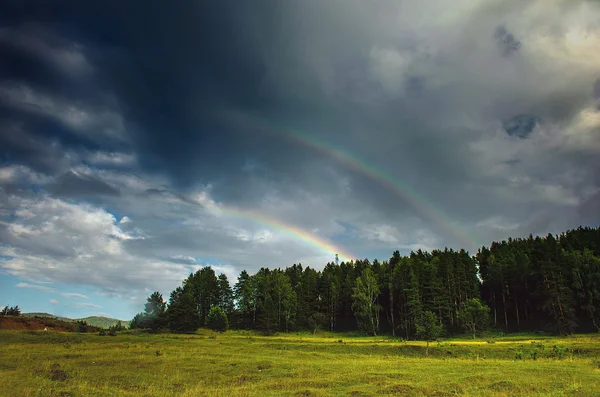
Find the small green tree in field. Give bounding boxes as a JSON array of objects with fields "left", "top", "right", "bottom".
[
  {"left": 415, "top": 311, "right": 444, "bottom": 357},
  {"left": 207, "top": 305, "right": 228, "bottom": 332},
  {"left": 108, "top": 325, "right": 118, "bottom": 336},
  {"left": 458, "top": 298, "right": 490, "bottom": 339},
  {"left": 308, "top": 312, "right": 326, "bottom": 335}
]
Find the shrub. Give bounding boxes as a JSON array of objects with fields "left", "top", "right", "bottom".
[
  {"left": 76, "top": 320, "right": 88, "bottom": 333},
  {"left": 553, "top": 345, "right": 569, "bottom": 360}
]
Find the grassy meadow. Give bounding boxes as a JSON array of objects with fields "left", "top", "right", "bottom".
[{"left": 1, "top": 330, "right": 599, "bottom": 396}]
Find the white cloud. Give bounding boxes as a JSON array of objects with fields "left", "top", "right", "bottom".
[
  {"left": 72, "top": 302, "right": 102, "bottom": 309},
  {"left": 212, "top": 264, "right": 241, "bottom": 283},
  {"left": 94, "top": 312, "right": 115, "bottom": 318},
  {"left": 71, "top": 166, "right": 161, "bottom": 193},
  {"left": 0, "top": 194, "right": 217, "bottom": 300},
  {"left": 534, "top": 184, "right": 580, "bottom": 206},
  {"left": 368, "top": 47, "right": 412, "bottom": 94},
  {"left": 358, "top": 224, "right": 403, "bottom": 245},
  {"left": 1, "top": 178, "right": 358, "bottom": 302},
  {"left": 561, "top": 107, "right": 600, "bottom": 152},
  {"left": 16, "top": 282, "right": 54, "bottom": 292},
  {"left": 86, "top": 151, "right": 137, "bottom": 167},
  {"left": 49, "top": 299, "right": 59, "bottom": 305},
  {"left": 2, "top": 196, "right": 136, "bottom": 257},
  {"left": 0, "top": 165, "right": 51, "bottom": 185},
  {"left": 476, "top": 216, "right": 520, "bottom": 232},
  {"left": 170, "top": 255, "right": 196, "bottom": 264},
  {"left": 60, "top": 292, "right": 88, "bottom": 300}
]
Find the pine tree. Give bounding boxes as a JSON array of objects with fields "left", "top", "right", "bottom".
[
  {"left": 234, "top": 270, "right": 258, "bottom": 328},
  {"left": 167, "top": 287, "right": 198, "bottom": 333},
  {"left": 217, "top": 273, "right": 234, "bottom": 316},
  {"left": 188, "top": 266, "right": 220, "bottom": 326}
]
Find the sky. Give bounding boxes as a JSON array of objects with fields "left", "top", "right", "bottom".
[{"left": 1, "top": 0, "right": 599, "bottom": 320}]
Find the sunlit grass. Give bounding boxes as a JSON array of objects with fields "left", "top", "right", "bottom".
[{"left": 1, "top": 330, "right": 599, "bottom": 396}]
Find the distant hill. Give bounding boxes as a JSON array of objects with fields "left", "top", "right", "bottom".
[
  {"left": 0, "top": 315, "right": 100, "bottom": 332},
  {"left": 23, "top": 312, "right": 130, "bottom": 329},
  {"left": 79, "top": 316, "right": 129, "bottom": 329},
  {"left": 25, "top": 312, "right": 71, "bottom": 322}
]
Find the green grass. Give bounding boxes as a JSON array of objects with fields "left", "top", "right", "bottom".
[{"left": 1, "top": 330, "right": 599, "bottom": 396}]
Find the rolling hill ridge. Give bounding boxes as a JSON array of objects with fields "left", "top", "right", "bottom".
[{"left": 24, "top": 312, "right": 130, "bottom": 329}]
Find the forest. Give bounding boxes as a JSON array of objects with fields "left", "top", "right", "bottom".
[{"left": 130, "top": 226, "right": 600, "bottom": 337}]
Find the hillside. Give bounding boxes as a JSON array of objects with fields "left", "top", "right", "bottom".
[
  {"left": 23, "top": 312, "right": 129, "bottom": 329},
  {"left": 24, "top": 312, "right": 72, "bottom": 322},
  {"left": 80, "top": 316, "right": 129, "bottom": 329},
  {"left": 0, "top": 315, "right": 100, "bottom": 332}
]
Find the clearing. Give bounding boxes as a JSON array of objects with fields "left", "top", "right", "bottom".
[{"left": 1, "top": 330, "right": 599, "bottom": 396}]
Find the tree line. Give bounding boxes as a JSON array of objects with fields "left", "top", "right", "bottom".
[
  {"left": 130, "top": 226, "right": 600, "bottom": 336},
  {"left": 0, "top": 306, "right": 21, "bottom": 316}
]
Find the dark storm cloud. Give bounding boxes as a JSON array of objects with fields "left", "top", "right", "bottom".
[
  {"left": 594, "top": 78, "right": 600, "bottom": 109},
  {"left": 494, "top": 25, "right": 521, "bottom": 57},
  {"left": 502, "top": 114, "right": 538, "bottom": 138},
  {"left": 2, "top": 0, "right": 600, "bottom": 304},
  {"left": 0, "top": 1, "right": 339, "bottom": 191},
  {"left": 578, "top": 192, "right": 600, "bottom": 224},
  {"left": 0, "top": 122, "right": 68, "bottom": 173}
]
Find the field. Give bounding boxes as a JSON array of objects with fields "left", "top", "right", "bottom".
[{"left": 1, "top": 330, "right": 599, "bottom": 396}]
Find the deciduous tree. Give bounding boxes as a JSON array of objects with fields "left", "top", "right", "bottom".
[{"left": 415, "top": 311, "right": 444, "bottom": 357}]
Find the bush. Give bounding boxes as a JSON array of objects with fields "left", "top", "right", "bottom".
[
  {"left": 129, "top": 313, "right": 164, "bottom": 330},
  {"left": 206, "top": 306, "right": 228, "bottom": 333},
  {"left": 553, "top": 345, "right": 569, "bottom": 360},
  {"left": 76, "top": 320, "right": 88, "bottom": 333}
]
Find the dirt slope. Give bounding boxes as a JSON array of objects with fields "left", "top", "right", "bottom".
[{"left": 0, "top": 316, "right": 99, "bottom": 332}]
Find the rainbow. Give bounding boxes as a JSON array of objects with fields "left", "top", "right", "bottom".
[
  {"left": 225, "top": 111, "right": 477, "bottom": 251},
  {"left": 190, "top": 193, "right": 354, "bottom": 262}
]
